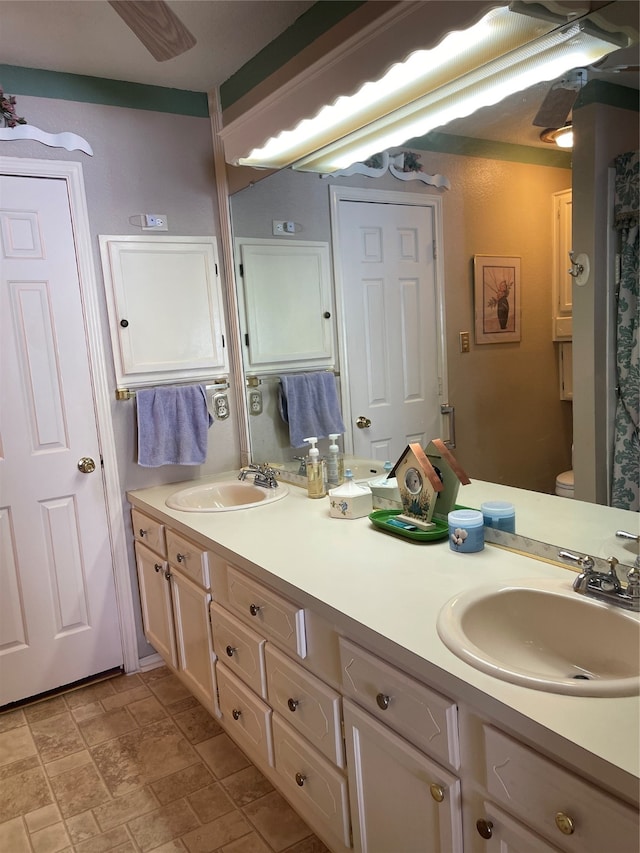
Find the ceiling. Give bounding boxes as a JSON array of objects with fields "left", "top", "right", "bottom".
[
  {"left": 1, "top": 0, "right": 637, "bottom": 150},
  {"left": 0, "top": 1, "right": 314, "bottom": 92}
]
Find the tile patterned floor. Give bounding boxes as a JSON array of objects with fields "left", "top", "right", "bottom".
[{"left": 0, "top": 668, "right": 329, "bottom": 853}]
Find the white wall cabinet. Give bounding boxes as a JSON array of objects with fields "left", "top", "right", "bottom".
[
  {"left": 100, "top": 235, "right": 228, "bottom": 389},
  {"left": 235, "top": 239, "right": 335, "bottom": 373},
  {"left": 129, "top": 500, "right": 638, "bottom": 853}
]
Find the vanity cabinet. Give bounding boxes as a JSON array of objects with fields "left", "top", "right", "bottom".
[
  {"left": 475, "top": 726, "right": 638, "bottom": 853},
  {"left": 128, "top": 496, "right": 639, "bottom": 853},
  {"left": 339, "top": 637, "right": 463, "bottom": 852},
  {"left": 132, "top": 511, "right": 218, "bottom": 716},
  {"left": 210, "top": 554, "right": 352, "bottom": 853}
]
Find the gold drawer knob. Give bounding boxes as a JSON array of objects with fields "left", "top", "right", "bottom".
[
  {"left": 429, "top": 783, "right": 445, "bottom": 803},
  {"left": 231, "top": 708, "right": 241, "bottom": 721},
  {"left": 287, "top": 698, "right": 299, "bottom": 712},
  {"left": 295, "top": 772, "right": 306, "bottom": 787},
  {"left": 555, "top": 812, "right": 575, "bottom": 835}
]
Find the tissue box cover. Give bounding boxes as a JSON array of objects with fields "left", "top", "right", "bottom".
[{"left": 328, "top": 482, "right": 373, "bottom": 519}]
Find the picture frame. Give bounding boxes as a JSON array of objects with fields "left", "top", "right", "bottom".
[{"left": 474, "top": 255, "right": 521, "bottom": 344}]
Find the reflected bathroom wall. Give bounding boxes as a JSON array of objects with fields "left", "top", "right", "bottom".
[{"left": 231, "top": 146, "right": 573, "bottom": 493}]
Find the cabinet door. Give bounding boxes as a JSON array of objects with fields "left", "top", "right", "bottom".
[
  {"left": 134, "top": 542, "right": 177, "bottom": 668},
  {"left": 170, "top": 569, "right": 217, "bottom": 716},
  {"left": 99, "top": 235, "right": 228, "bottom": 388},
  {"left": 343, "top": 699, "right": 463, "bottom": 853},
  {"left": 236, "top": 239, "right": 335, "bottom": 371},
  {"left": 552, "top": 189, "right": 572, "bottom": 341}
]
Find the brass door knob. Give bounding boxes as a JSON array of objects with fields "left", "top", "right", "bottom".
[
  {"left": 356, "top": 416, "right": 371, "bottom": 429},
  {"left": 77, "top": 457, "right": 96, "bottom": 474}
]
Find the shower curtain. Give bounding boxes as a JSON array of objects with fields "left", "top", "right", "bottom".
[{"left": 611, "top": 150, "right": 639, "bottom": 511}]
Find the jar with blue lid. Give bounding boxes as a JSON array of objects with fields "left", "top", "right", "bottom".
[
  {"left": 448, "top": 509, "right": 484, "bottom": 553},
  {"left": 481, "top": 500, "right": 516, "bottom": 533}
]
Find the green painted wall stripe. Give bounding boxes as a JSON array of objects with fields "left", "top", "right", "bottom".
[
  {"left": 220, "top": 1, "right": 365, "bottom": 111},
  {"left": 407, "top": 131, "right": 572, "bottom": 168},
  {"left": 0, "top": 65, "right": 209, "bottom": 117},
  {"left": 575, "top": 79, "right": 639, "bottom": 113}
]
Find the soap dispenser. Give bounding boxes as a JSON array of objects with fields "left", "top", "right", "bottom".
[
  {"left": 326, "top": 434, "right": 344, "bottom": 487},
  {"left": 304, "top": 437, "right": 326, "bottom": 499}
]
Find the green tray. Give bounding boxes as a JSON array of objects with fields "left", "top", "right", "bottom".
[{"left": 369, "top": 509, "right": 449, "bottom": 542}]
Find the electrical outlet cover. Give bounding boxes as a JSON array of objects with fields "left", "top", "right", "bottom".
[{"left": 213, "top": 393, "right": 229, "bottom": 420}]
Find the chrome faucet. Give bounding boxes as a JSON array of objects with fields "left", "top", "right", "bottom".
[
  {"left": 238, "top": 463, "right": 279, "bottom": 489},
  {"left": 294, "top": 455, "right": 307, "bottom": 476},
  {"left": 559, "top": 550, "right": 640, "bottom": 612}
]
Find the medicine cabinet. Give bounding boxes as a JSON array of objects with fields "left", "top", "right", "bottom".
[
  {"left": 235, "top": 239, "right": 335, "bottom": 373},
  {"left": 99, "top": 235, "right": 228, "bottom": 389}
]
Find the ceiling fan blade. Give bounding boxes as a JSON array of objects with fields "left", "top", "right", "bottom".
[
  {"left": 108, "top": 0, "right": 196, "bottom": 62},
  {"left": 532, "top": 69, "right": 586, "bottom": 129}
]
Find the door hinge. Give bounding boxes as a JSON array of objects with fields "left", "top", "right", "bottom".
[
  {"left": 432, "top": 242, "right": 437, "bottom": 260},
  {"left": 221, "top": 334, "right": 225, "bottom": 348},
  {"left": 239, "top": 263, "right": 244, "bottom": 277},
  {"left": 244, "top": 333, "right": 249, "bottom": 347},
  {"left": 100, "top": 455, "right": 104, "bottom": 468},
  {"left": 215, "top": 262, "right": 218, "bottom": 276}
]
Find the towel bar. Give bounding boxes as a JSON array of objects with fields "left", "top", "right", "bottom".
[
  {"left": 246, "top": 370, "right": 339, "bottom": 387},
  {"left": 115, "top": 379, "right": 229, "bottom": 401}
]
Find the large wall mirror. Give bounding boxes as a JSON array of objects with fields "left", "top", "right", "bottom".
[{"left": 226, "top": 1, "right": 639, "bottom": 564}]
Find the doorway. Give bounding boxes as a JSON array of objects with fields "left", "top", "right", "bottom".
[
  {"left": 330, "top": 187, "right": 448, "bottom": 462},
  {"left": 0, "top": 159, "right": 138, "bottom": 704}
]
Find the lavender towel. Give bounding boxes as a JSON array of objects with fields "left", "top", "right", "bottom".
[
  {"left": 279, "top": 372, "right": 346, "bottom": 448},
  {"left": 136, "top": 385, "right": 213, "bottom": 467}
]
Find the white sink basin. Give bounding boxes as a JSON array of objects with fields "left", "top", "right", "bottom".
[
  {"left": 437, "top": 578, "right": 640, "bottom": 697},
  {"left": 165, "top": 480, "right": 288, "bottom": 512}
]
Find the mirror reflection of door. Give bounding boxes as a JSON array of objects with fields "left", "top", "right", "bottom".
[{"left": 332, "top": 188, "right": 446, "bottom": 462}]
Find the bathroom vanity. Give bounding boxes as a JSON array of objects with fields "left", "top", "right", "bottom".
[{"left": 127, "top": 476, "right": 639, "bottom": 853}]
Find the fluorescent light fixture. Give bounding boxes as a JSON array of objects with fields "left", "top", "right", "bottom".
[
  {"left": 238, "top": 6, "right": 625, "bottom": 173},
  {"left": 540, "top": 123, "right": 574, "bottom": 148}
]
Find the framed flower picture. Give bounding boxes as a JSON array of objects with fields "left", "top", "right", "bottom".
[{"left": 474, "top": 255, "right": 521, "bottom": 344}]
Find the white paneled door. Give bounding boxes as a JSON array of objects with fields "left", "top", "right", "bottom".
[
  {"left": 0, "top": 174, "right": 123, "bottom": 705},
  {"left": 335, "top": 195, "right": 445, "bottom": 462}
]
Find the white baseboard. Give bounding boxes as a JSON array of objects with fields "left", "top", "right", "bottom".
[{"left": 138, "top": 653, "right": 164, "bottom": 672}]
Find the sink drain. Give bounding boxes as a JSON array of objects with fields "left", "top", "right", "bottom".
[{"left": 571, "top": 674, "right": 591, "bottom": 680}]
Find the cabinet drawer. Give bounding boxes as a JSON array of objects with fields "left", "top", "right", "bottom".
[
  {"left": 338, "top": 637, "right": 459, "bottom": 770},
  {"left": 166, "top": 529, "right": 210, "bottom": 588},
  {"left": 272, "top": 714, "right": 351, "bottom": 850},
  {"left": 227, "top": 566, "right": 306, "bottom": 658},
  {"left": 266, "top": 644, "right": 344, "bottom": 768},
  {"left": 216, "top": 663, "right": 273, "bottom": 768},
  {"left": 132, "top": 509, "right": 166, "bottom": 557},
  {"left": 211, "top": 603, "right": 267, "bottom": 699},
  {"left": 480, "top": 802, "right": 563, "bottom": 853},
  {"left": 483, "top": 726, "right": 639, "bottom": 853}
]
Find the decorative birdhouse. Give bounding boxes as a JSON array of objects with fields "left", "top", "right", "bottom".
[
  {"left": 389, "top": 443, "right": 444, "bottom": 530},
  {"left": 425, "top": 438, "right": 471, "bottom": 521}
]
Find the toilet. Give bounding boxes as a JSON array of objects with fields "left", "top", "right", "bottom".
[{"left": 555, "top": 469, "right": 575, "bottom": 499}]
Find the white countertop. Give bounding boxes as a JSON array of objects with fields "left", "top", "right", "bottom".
[{"left": 128, "top": 473, "right": 640, "bottom": 804}]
